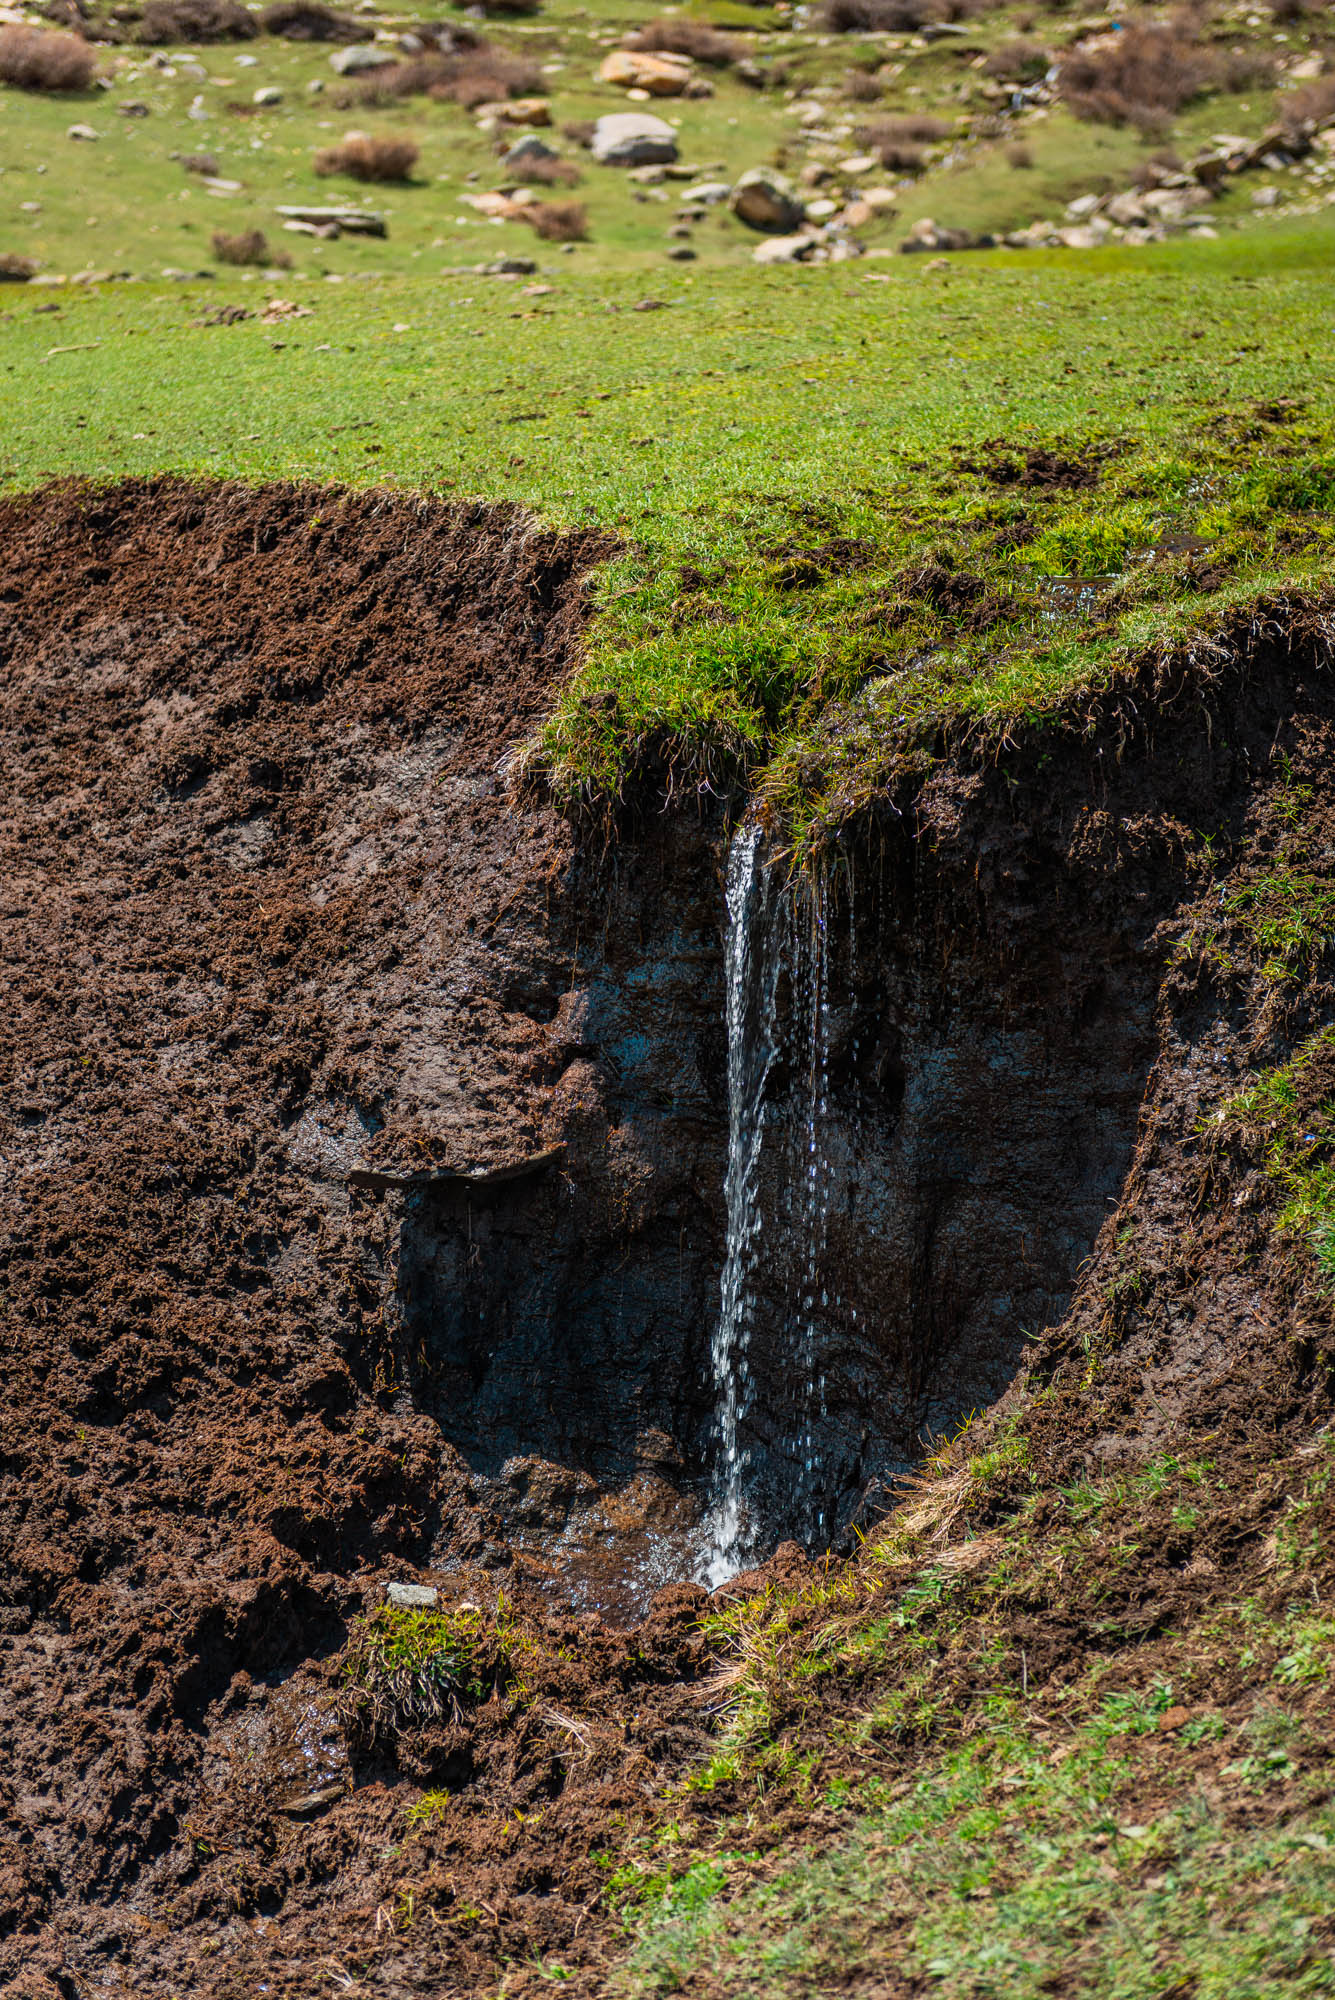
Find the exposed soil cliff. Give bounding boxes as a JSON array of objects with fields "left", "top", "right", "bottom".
[{"left": 1, "top": 483, "right": 1333, "bottom": 1998}]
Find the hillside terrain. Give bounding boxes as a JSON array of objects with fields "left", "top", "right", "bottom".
[{"left": 3, "top": 0, "right": 1335, "bottom": 1993}]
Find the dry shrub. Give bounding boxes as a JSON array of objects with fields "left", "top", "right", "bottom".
[
  {"left": 858, "top": 112, "right": 952, "bottom": 144},
  {"left": 211, "top": 226, "right": 289, "bottom": 266},
  {"left": 342, "top": 45, "right": 540, "bottom": 109},
  {"left": 177, "top": 149, "right": 220, "bottom": 173},
  {"left": 1282, "top": 72, "right": 1335, "bottom": 134},
  {"left": 562, "top": 117, "right": 596, "bottom": 147},
  {"left": 983, "top": 37, "right": 1050, "bottom": 82},
  {"left": 314, "top": 132, "right": 419, "bottom": 181},
  {"left": 842, "top": 67, "right": 883, "bottom": 102},
  {"left": 0, "top": 24, "right": 96, "bottom": 89},
  {"left": 136, "top": 0, "right": 258, "bottom": 42},
  {"left": 508, "top": 153, "right": 580, "bottom": 187},
  {"left": 821, "top": 0, "right": 986, "bottom": 31},
  {"left": 1006, "top": 141, "right": 1033, "bottom": 167},
  {"left": 623, "top": 17, "right": 740, "bottom": 64},
  {"left": 0, "top": 251, "right": 37, "bottom": 280},
  {"left": 260, "top": 1, "right": 370, "bottom": 40},
  {"left": 1058, "top": 22, "right": 1265, "bottom": 134},
  {"left": 524, "top": 197, "right": 587, "bottom": 241}
]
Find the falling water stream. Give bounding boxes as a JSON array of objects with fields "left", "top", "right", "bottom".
[
  {"left": 702, "top": 823, "right": 782, "bottom": 1586},
  {"left": 702, "top": 822, "right": 839, "bottom": 1586}
]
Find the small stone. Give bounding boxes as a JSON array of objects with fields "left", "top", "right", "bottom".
[
  {"left": 119, "top": 102, "right": 150, "bottom": 118},
  {"left": 67, "top": 124, "right": 100, "bottom": 142},
  {"left": 1158, "top": 1705, "right": 1193, "bottom": 1732},
  {"left": 681, "top": 180, "right": 731, "bottom": 205},
  {"left": 666, "top": 244, "right": 696, "bottom": 259},
  {"left": 386, "top": 1581, "right": 439, "bottom": 1608},
  {"left": 752, "top": 232, "right": 815, "bottom": 264},
  {"left": 731, "top": 166, "right": 805, "bottom": 233},
  {"left": 329, "top": 44, "right": 391, "bottom": 74},
  {"left": 591, "top": 112, "right": 679, "bottom": 168},
  {"left": 253, "top": 86, "right": 283, "bottom": 107},
  {"left": 837, "top": 153, "right": 877, "bottom": 175},
  {"left": 599, "top": 48, "right": 694, "bottom": 97},
  {"left": 504, "top": 134, "right": 557, "bottom": 170}
]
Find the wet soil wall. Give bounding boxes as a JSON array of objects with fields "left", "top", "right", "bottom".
[{"left": 4, "top": 482, "right": 1333, "bottom": 1996}]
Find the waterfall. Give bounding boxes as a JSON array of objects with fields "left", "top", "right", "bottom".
[
  {"left": 789, "top": 872, "right": 834, "bottom": 1549},
  {"left": 701, "top": 821, "right": 781, "bottom": 1587}
]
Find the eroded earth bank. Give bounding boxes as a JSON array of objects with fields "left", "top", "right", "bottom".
[{"left": 2, "top": 482, "right": 1333, "bottom": 1997}]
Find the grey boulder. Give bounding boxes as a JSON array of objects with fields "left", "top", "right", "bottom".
[{"left": 591, "top": 111, "right": 679, "bottom": 167}]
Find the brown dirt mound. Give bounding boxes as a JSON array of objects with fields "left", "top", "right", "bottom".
[{"left": 0, "top": 481, "right": 739, "bottom": 1996}]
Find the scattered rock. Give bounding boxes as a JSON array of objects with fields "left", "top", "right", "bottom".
[
  {"left": 66, "top": 124, "right": 99, "bottom": 142},
  {"left": 276, "top": 203, "right": 386, "bottom": 236},
  {"left": 591, "top": 111, "right": 679, "bottom": 168},
  {"left": 598, "top": 48, "right": 693, "bottom": 97},
  {"left": 504, "top": 134, "right": 557, "bottom": 170},
  {"left": 731, "top": 166, "right": 805, "bottom": 233},
  {"left": 253, "top": 85, "right": 283, "bottom": 106},
  {"left": 386, "top": 1581, "right": 440, "bottom": 1608},
  {"left": 328, "top": 43, "right": 389, "bottom": 73},
  {"left": 901, "top": 216, "right": 983, "bottom": 253},
  {"left": 752, "top": 232, "right": 816, "bottom": 264},
  {"left": 1252, "top": 185, "right": 1281, "bottom": 207},
  {"left": 680, "top": 179, "right": 731, "bottom": 205},
  {"left": 119, "top": 101, "right": 150, "bottom": 118},
  {"left": 259, "top": 297, "right": 313, "bottom": 323},
  {"left": 666, "top": 244, "right": 696, "bottom": 259},
  {"left": 475, "top": 96, "right": 550, "bottom": 129}
]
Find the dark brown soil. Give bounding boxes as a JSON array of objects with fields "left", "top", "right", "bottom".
[
  {"left": 5, "top": 480, "right": 1335, "bottom": 1999},
  {"left": 0, "top": 479, "right": 734, "bottom": 1998}
]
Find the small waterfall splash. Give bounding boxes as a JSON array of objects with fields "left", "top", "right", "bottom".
[{"left": 702, "top": 822, "right": 781, "bottom": 1587}]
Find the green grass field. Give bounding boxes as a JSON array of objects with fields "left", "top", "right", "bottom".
[{"left": 6, "top": 215, "right": 1332, "bottom": 841}]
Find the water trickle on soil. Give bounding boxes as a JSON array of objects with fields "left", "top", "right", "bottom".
[
  {"left": 702, "top": 821, "right": 782, "bottom": 1586},
  {"left": 702, "top": 828, "right": 847, "bottom": 1583}
]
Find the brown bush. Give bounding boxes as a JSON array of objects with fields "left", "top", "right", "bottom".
[
  {"left": 1058, "top": 23, "right": 1242, "bottom": 134},
  {"left": 982, "top": 37, "right": 1050, "bottom": 82},
  {"left": 0, "top": 251, "right": 37, "bottom": 280},
  {"left": 211, "top": 227, "right": 290, "bottom": 266},
  {"left": 821, "top": 0, "right": 986, "bottom": 31},
  {"left": 177, "top": 149, "right": 220, "bottom": 174},
  {"left": 314, "top": 132, "right": 420, "bottom": 181},
  {"left": 260, "top": 1, "right": 370, "bottom": 40},
  {"left": 842, "top": 67, "right": 883, "bottom": 102},
  {"left": 623, "top": 17, "right": 741, "bottom": 65},
  {"left": 1282, "top": 72, "right": 1335, "bottom": 135},
  {"left": 508, "top": 153, "right": 580, "bottom": 187},
  {"left": 1006, "top": 141, "right": 1033, "bottom": 167},
  {"left": 523, "top": 197, "right": 588, "bottom": 241},
  {"left": 0, "top": 24, "right": 96, "bottom": 89},
  {"left": 561, "top": 117, "right": 596, "bottom": 147},
  {"left": 857, "top": 113, "right": 952, "bottom": 144},
  {"left": 341, "top": 46, "right": 540, "bottom": 109},
  {"left": 136, "top": 0, "right": 258, "bottom": 42}
]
